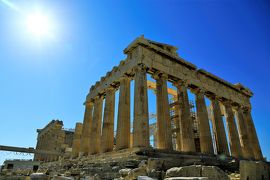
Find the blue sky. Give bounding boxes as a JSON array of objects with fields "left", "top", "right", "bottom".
[{"left": 0, "top": 0, "right": 269, "bottom": 164}]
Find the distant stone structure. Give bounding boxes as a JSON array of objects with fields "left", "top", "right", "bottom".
[
  {"left": 1, "top": 159, "right": 40, "bottom": 172},
  {"left": 77, "top": 36, "right": 263, "bottom": 161},
  {"left": 71, "top": 122, "right": 83, "bottom": 158},
  {"left": 34, "top": 120, "right": 74, "bottom": 162}
]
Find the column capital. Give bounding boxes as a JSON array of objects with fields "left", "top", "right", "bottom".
[
  {"left": 220, "top": 99, "right": 234, "bottom": 107},
  {"left": 105, "top": 85, "right": 117, "bottom": 94},
  {"left": 84, "top": 100, "right": 94, "bottom": 107},
  {"left": 232, "top": 103, "right": 244, "bottom": 111},
  {"left": 242, "top": 106, "right": 252, "bottom": 112},
  {"left": 119, "top": 74, "right": 132, "bottom": 82},
  {"left": 152, "top": 71, "right": 168, "bottom": 80},
  {"left": 207, "top": 93, "right": 222, "bottom": 101},
  {"left": 93, "top": 94, "right": 104, "bottom": 102},
  {"left": 190, "top": 87, "right": 206, "bottom": 95},
  {"left": 133, "top": 64, "right": 147, "bottom": 73},
  {"left": 173, "top": 79, "right": 189, "bottom": 88}
]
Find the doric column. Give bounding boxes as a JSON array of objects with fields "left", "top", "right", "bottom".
[
  {"left": 173, "top": 98, "right": 182, "bottom": 151},
  {"left": 90, "top": 96, "right": 103, "bottom": 154},
  {"left": 153, "top": 72, "right": 173, "bottom": 150},
  {"left": 133, "top": 64, "right": 150, "bottom": 147},
  {"left": 242, "top": 107, "right": 263, "bottom": 160},
  {"left": 80, "top": 101, "right": 94, "bottom": 156},
  {"left": 101, "top": 87, "right": 116, "bottom": 153},
  {"left": 72, "top": 122, "right": 83, "bottom": 158},
  {"left": 223, "top": 100, "right": 242, "bottom": 158},
  {"left": 193, "top": 88, "right": 214, "bottom": 154},
  {"left": 235, "top": 106, "right": 253, "bottom": 159},
  {"left": 115, "top": 76, "right": 131, "bottom": 150},
  {"left": 174, "top": 80, "right": 195, "bottom": 152},
  {"left": 210, "top": 96, "right": 229, "bottom": 155}
]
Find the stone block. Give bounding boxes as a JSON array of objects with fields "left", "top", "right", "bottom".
[
  {"left": 147, "top": 169, "right": 162, "bottom": 179},
  {"left": 166, "top": 165, "right": 229, "bottom": 180},
  {"left": 164, "top": 178, "right": 208, "bottom": 180},
  {"left": 147, "top": 158, "right": 164, "bottom": 171},
  {"left": 125, "top": 167, "right": 147, "bottom": 180},
  {"left": 51, "top": 176, "right": 74, "bottom": 180},
  {"left": 201, "top": 166, "right": 229, "bottom": 180},
  {"left": 30, "top": 173, "right": 49, "bottom": 180},
  {"left": 119, "top": 168, "right": 131, "bottom": 177},
  {"left": 137, "top": 176, "right": 158, "bottom": 180},
  {"left": 166, "top": 165, "right": 201, "bottom": 177},
  {"left": 240, "top": 160, "right": 269, "bottom": 180}
]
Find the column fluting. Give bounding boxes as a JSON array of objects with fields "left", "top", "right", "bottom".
[
  {"left": 210, "top": 96, "right": 229, "bottom": 155},
  {"left": 133, "top": 64, "right": 150, "bottom": 147},
  {"left": 101, "top": 87, "right": 116, "bottom": 153},
  {"left": 174, "top": 80, "right": 196, "bottom": 152},
  {"left": 80, "top": 101, "right": 94, "bottom": 156},
  {"left": 223, "top": 100, "right": 242, "bottom": 158},
  {"left": 194, "top": 88, "right": 214, "bottom": 154},
  {"left": 116, "top": 76, "right": 131, "bottom": 150},
  {"left": 72, "top": 122, "right": 83, "bottom": 158},
  {"left": 243, "top": 107, "right": 263, "bottom": 160},
  {"left": 90, "top": 96, "right": 103, "bottom": 154},
  {"left": 153, "top": 72, "right": 173, "bottom": 150}
]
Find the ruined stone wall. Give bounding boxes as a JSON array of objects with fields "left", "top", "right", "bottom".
[
  {"left": 34, "top": 120, "right": 65, "bottom": 161},
  {"left": 64, "top": 130, "right": 74, "bottom": 148}
]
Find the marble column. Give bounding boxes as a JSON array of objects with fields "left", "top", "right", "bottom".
[
  {"left": 223, "top": 100, "right": 242, "bottom": 158},
  {"left": 133, "top": 64, "right": 150, "bottom": 147},
  {"left": 243, "top": 107, "right": 263, "bottom": 160},
  {"left": 210, "top": 96, "right": 229, "bottom": 155},
  {"left": 173, "top": 98, "right": 182, "bottom": 151},
  {"left": 72, "top": 122, "right": 83, "bottom": 158},
  {"left": 101, "top": 87, "right": 116, "bottom": 153},
  {"left": 116, "top": 76, "right": 131, "bottom": 150},
  {"left": 174, "top": 80, "right": 196, "bottom": 152},
  {"left": 90, "top": 96, "right": 103, "bottom": 154},
  {"left": 235, "top": 106, "right": 253, "bottom": 159},
  {"left": 194, "top": 89, "right": 214, "bottom": 154},
  {"left": 80, "top": 101, "right": 94, "bottom": 156},
  {"left": 153, "top": 72, "right": 173, "bottom": 150}
]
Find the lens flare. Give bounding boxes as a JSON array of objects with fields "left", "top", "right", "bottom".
[{"left": 25, "top": 11, "right": 52, "bottom": 38}]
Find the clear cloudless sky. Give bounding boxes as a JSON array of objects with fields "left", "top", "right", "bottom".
[{"left": 0, "top": 0, "right": 269, "bottom": 164}]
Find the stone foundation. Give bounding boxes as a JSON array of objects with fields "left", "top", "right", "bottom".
[
  {"left": 1, "top": 149, "right": 269, "bottom": 179},
  {"left": 38, "top": 148, "right": 241, "bottom": 179}
]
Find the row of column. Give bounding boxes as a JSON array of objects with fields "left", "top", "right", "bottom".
[
  {"left": 76, "top": 65, "right": 263, "bottom": 160},
  {"left": 150, "top": 71, "right": 262, "bottom": 160},
  {"left": 75, "top": 64, "right": 149, "bottom": 157}
]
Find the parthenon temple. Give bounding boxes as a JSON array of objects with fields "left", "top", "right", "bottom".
[{"left": 74, "top": 36, "right": 263, "bottom": 161}]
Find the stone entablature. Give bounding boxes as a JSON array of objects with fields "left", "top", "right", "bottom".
[
  {"left": 86, "top": 36, "right": 252, "bottom": 108},
  {"left": 77, "top": 36, "right": 263, "bottom": 161}
]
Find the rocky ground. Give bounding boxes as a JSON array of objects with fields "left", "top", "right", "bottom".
[{"left": 1, "top": 148, "right": 268, "bottom": 179}]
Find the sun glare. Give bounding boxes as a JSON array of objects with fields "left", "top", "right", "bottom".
[{"left": 25, "top": 11, "right": 53, "bottom": 38}]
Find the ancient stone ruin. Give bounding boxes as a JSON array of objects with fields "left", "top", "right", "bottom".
[
  {"left": 48, "top": 36, "right": 268, "bottom": 179},
  {"left": 78, "top": 36, "right": 262, "bottom": 160},
  {"left": 34, "top": 120, "right": 74, "bottom": 162},
  {"left": 2, "top": 36, "right": 269, "bottom": 179}
]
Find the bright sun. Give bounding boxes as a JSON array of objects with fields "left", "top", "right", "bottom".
[{"left": 25, "top": 11, "right": 53, "bottom": 38}]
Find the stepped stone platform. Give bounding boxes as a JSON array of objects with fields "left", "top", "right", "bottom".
[{"left": 38, "top": 148, "right": 242, "bottom": 179}]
